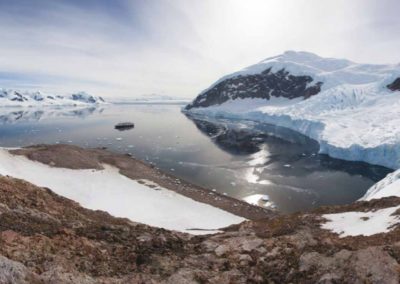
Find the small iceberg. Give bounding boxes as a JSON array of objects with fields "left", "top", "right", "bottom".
[
  {"left": 115, "top": 122, "right": 134, "bottom": 131},
  {"left": 243, "top": 194, "right": 273, "bottom": 207}
]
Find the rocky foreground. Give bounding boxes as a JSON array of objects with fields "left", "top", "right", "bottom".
[{"left": 0, "top": 145, "right": 399, "bottom": 283}]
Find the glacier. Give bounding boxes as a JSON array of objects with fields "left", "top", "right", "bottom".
[{"left": 185, "top": 51, "right": 400, "bottom": 169}]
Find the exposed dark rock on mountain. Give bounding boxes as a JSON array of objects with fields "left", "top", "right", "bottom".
[
  {"left": 387, "top": 77, "right": 400, "bottom": 91},
  {"left": 185, "top": 68, "right": 322, "bottom": 110}
]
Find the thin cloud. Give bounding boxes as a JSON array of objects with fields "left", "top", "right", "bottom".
[{"left": 0, "top": 0, "right": 398, "bottom": 98}]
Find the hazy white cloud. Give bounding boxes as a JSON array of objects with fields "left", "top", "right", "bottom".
[{"left": 0, "top": 0, "right": 399, "bottom": 98}]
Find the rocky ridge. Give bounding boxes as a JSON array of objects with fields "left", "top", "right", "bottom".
[
  {"left": 0, "top": 175, "right": 399, "bottom": 283},
  {"left": 186, "top": 68, "right": 322, "bottom": 109}
]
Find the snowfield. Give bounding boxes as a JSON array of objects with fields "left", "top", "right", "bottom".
[
  {"left": 0, "top": 89, "right": 105, "bottom": 107},
  {"left": 322, "top": 205, "right": 400, "bottom": 237},
  {"left": 186, "top": 51, "right": 400, "bottom": 169},
  {"left": 0, "top": 149, "right": 245, "bottom": 235}
]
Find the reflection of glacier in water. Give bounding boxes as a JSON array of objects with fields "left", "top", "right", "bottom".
[
  {"left": 186, "top": 113, "right": 392, "bottom": 211},
  {"left": 0, "top": 104, "right": 392, "bottom": 213},
  {"left": 0, "top": 107, "right": 103, "bottom": 124}
]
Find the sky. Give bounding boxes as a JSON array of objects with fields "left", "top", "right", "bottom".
[{"left": 0, "top": 0, "right": 399, "bottom": 99}]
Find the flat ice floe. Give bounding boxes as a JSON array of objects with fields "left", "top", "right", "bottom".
[
  {"left": 322, "top": 205, "right": 400, "bottom": 237},
  {"left": 0, "top": 149, "right": 245, "bottom": 235}
]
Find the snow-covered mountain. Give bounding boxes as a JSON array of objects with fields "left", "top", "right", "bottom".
[
  {"left": 185, "top": 51, "right": 400, "bottom": 169},
  {"left": 0, "top": 89, "right": 105, "bottom": 107}
]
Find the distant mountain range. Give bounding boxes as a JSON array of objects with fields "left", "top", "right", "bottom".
[
  {"left": 111, "top": 94, "right": 190, "bottom": 104},
  {"left": 0, "top": 89, "right": 105, "bottom": 106}
]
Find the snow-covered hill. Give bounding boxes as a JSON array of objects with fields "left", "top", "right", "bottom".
[
  {"left": 185, "top": 51, "right": 400, "bottom": 169},
  {"left": 0, "top": 89, "right": 105, "bottom": 107}
]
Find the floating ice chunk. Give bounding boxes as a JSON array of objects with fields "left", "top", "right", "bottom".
[{"left": 243, "top": 194, "right": 271, "bottom": 206}]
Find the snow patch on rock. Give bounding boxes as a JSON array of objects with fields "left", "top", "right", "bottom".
[{"left": 322, "top": 205, "right": 400, "bottom": 237}]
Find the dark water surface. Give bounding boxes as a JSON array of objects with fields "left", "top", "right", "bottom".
[{"left": 0, "top": 105, "right": 391, "bottom": 213}]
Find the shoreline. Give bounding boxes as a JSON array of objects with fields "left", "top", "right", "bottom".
[{"left": 9, "top": 144, "right": 275, "bottom": 222}]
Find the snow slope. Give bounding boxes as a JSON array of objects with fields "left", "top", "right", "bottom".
[
  {"left": 201, "top": 51, "right": 400, "bottom": 93},
  {"left": 0, "top": 89, "right": 105, "bottom": 107},
  {"left": 186, "top": 51, "right": 400, "bottom": 169},
  {"left": 361, "top": 169, "right": 400, "bottom": 201},
  {"left": 0, "top": 149, "right": 245, "bottom": 234}
]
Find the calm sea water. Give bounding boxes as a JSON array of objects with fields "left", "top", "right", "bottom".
[{"left": 0, "top": 104, "right": 391, "bottom": 213}]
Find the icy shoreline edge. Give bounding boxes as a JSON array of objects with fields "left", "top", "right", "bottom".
[{"left": 184, "top": 108, "right": 399, "bottom": 170}]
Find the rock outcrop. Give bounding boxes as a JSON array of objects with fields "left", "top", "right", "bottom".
[
  {"left": 185, "top": 68, "right": 322, "bottom": 109},
  {"left": 387, "top": 77, "right": 400, "bottom": 91}
]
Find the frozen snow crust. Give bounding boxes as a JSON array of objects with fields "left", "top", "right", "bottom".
[{"left": 186, "top": 51, "right": 400, "bottom": 169}]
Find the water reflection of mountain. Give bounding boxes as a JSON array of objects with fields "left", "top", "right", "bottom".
[
  {"left": 0, "top": 107, "right": 103, "bottom": 124},
  {"left": 187, "top": 114, "right": 319, "bottom": 155},
  {"left": 186, "top": 114, "right": 391, "bottom": 182}
]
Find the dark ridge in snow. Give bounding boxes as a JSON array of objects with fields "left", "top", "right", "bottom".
[
  {"left": 387, "top": 77, "right": 400, "bottom": 91},
  {"left": 185, "top": 68, "right": 322, "bottom": 109}
]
